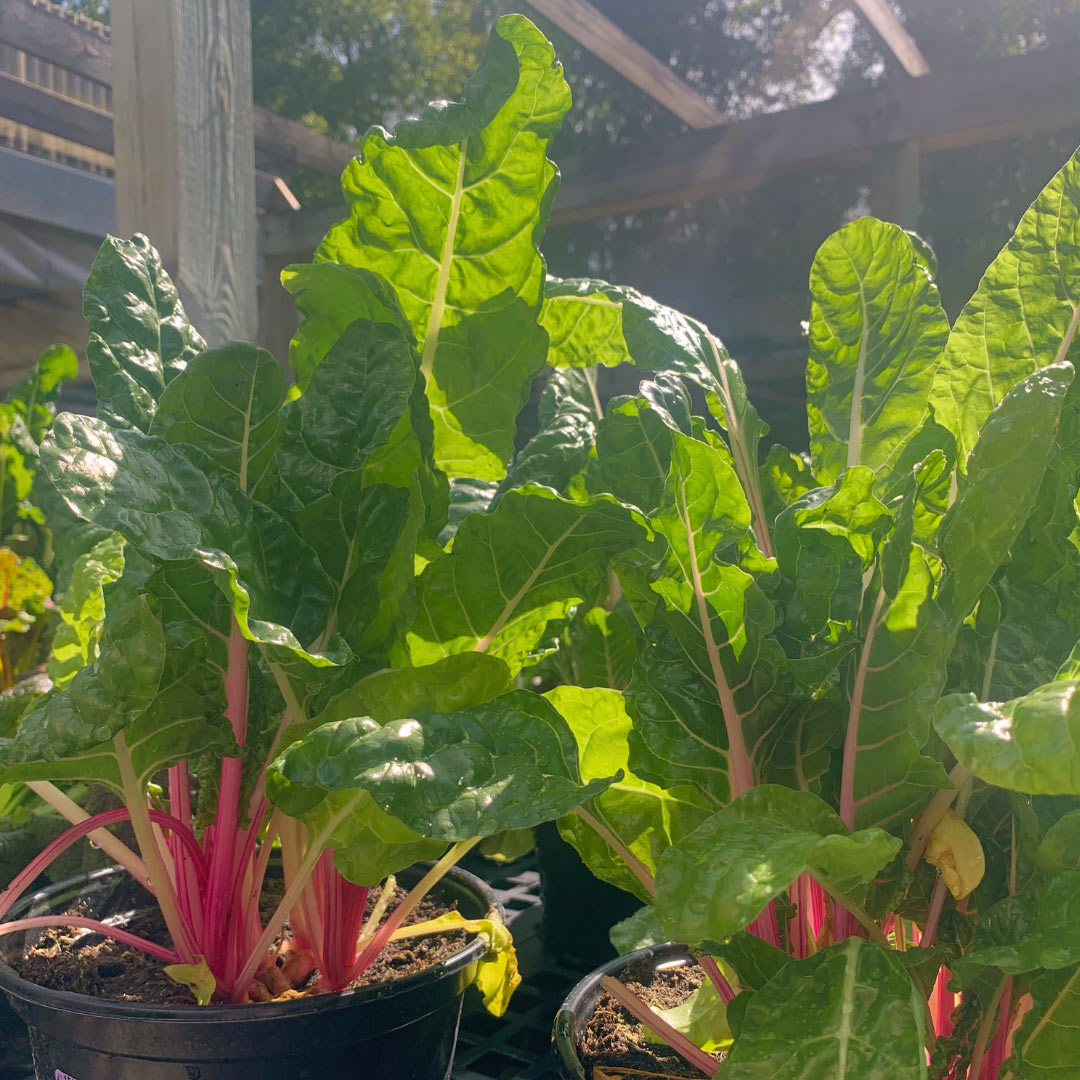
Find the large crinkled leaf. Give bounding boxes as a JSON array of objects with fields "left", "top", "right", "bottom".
[
  {"left": 274, "top": 318, "right": 435, "bottom": 657},
  {"left": 266, "top": 689, "right": 615, "bottom": 848},
  {"left": 0, "top": 597, "right": 232, "bottom": 790},
  {"left": 286, "top": 652, "right": 512, "bottom": 746},
  {"left": 499, "top": 368, "right": 599, "bottom": 499},
  {"left": 838, "top": 543, "right": 950, "bottom": 831},
  {"left": 932, "top": 146, "right": 1080, "bottom": 468},
  {"left": 774, "top": 466, "right": 890, "bottom": 641},
  {"left": 720, "top": 939, "right": 928, "bottom": 1079},
  {"left": 806, "top": 218, "right": 950, "bottom": 497},
  {"left": 938, "top": 363, "right": 1074, "bottom": 625},
  {"left": 41, "top": 416, "right": 336, "bottom": 664},
  {"left": 934, "top": 681, "right": 1080, "bottom": 795},
  {"left": 625, "top": 630, "right": 732, "bottom": 804},
  {"left": 540, "top": 276, "right": 773, "bottom": 555},
  {"left": 409, "top": 485, "right": 646, "bottom": 675},
  {"left": 955, "top": 872, "right": 1080, "bottom": 977},
  {"left": 547, "top": 685, "right": 712, "bottom": 901},
  {"left": 654, "top": 786, "right": 900, "bottom": 945},
  {"left": 84, "top": 234, "right": 206, "bottom": 433},
  {"left": 150, "top": 342, "right": 285, "bottom": 493},
  {"left": 315, "top": 15, "right": 570, "bottom": 479},
  {"left": 1009, "top": 964, "right": 1080, "bottom": 1078},
  {"left": 282, "top": 263, "right": 412, "bottom": 390},
  {"left": 6, "top": 344, "right": 79, "bottom": 444},
  {"left": 47, "top": 533, "right": 125, "bottom": 685},
  {"left": 642, "top": 430, "right": 787, "bottom": 796}
]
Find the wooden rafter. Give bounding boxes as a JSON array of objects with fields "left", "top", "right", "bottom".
[
  {"left": 527, "top": 0, "right": 725, "bottom": 128},
  {"left": 850, "top": 0, "right": 930, "bottom": 77}
]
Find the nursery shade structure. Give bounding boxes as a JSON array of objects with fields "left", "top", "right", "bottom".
[{"left": 0, "top": 0, "right": 1078, "bottom": 382}]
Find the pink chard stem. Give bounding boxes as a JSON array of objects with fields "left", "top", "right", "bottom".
[
  {"left": 600, "top": 975, "right": 718, "bottom": 1077},
  {"left": 0, "top": 916, "right": 181, "bottom": 964}
]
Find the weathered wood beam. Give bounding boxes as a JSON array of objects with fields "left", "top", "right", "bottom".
[
  {"left": 0, "top": 144, "right": 114, "bottom": 235},
  {"left": 0, "top": 0, "right": 111, "bottom": 84},
  {"left": 527, "top": 0, "right": 724, "bottom": 128},
  {"left": 111, "top": 0, "right": 257, "bottom": 343},
  {"left": 251, "top": 108, "right": 354, "bottom": 177},
  {"left": 257, "top": 45, "right": 1080, "bottom": 251},
  {"left": 550, "top": 45, "right": 1080, "bottom": 223},
  {"left": 850, "top": 0, "right": 929, "bottom": 78},
  {"left": 0, "top": 69, "right": 112, "bottom": 152},
  {"left": 0, "top": 71, "right": 295, "bottom": 209}
]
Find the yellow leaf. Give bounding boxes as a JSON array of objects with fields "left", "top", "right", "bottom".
[
  {"left": 390, "top": 907, "right": 521, "bottom": 1016},
  {"left": 164, "top": 956, "right": 216, "bottom": 1005},
  {"left": 925, "top": 809, "right": 985, "bottom": 900}
]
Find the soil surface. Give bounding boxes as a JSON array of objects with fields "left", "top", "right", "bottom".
[
  {"left": 11, "top": 873, "right": 468, "bottom": 1006},
  {"left": 578, "top": 956, "right": 723, "bottom": 1079}
]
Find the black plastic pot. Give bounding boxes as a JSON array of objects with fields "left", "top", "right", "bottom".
[
  {"left": 551, "top": 941, "right": 693, "bottom": 1080},
  {"left": 0, "top": 862, "right": 497, "bottom": 1080},
  {"left": 535, "top": 821, "right": 640, "bottom": 966}
]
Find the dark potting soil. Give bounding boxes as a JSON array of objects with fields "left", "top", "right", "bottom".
[
  {"left": 11, "top": 875, "right": 467, "bottom": 1006},
  {"left": 578, "top": 956, "right": 722, "bottom": 1079}
]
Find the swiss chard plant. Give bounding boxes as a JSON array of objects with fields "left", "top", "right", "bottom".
[
  {"left": 0, "top": 16, "right": 639, "bottom": 1009},
  {"left": 533, "top": 149, "right": 1080, "bottom": 1077}
]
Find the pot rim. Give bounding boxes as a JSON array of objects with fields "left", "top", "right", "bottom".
[
  {"left": 551, "top": 941, "right": 694, "bottom": 1080},
  {"left": 0, "top": 861, "right": 497, "bottom": 1023}
]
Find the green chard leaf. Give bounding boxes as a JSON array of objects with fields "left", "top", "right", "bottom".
[
  {"left": 150, "top": 342, "right": 285, "bottom": 493},
  {"left": 541, "top": 276, "right": 773, "bottom": 555},
  {"left": 654, "top": 786, "right": 900, "bottom": 946},
  {"left": 938, "top": 363, "right": 1074, "bottom": 625},
  {"left": 41, "top": 416, "right": 336, "bottom": 664},
  {"left": 409, "top": 485, "right": 646, "bottom": 675},
  {"left": 266, "top": 689, "right": 616, "bottom": 881},
  {"left": 932, "top": 146, "right": 1080, "bottom": 468},
  {"left": 806, "top": 218, "right": 951, "bottom": 499},
  {"left": 934, "top": 681, "right": 1080, "bottom": 795},
  {"left": 47, "top": 533, "right": 126, "bottom": 685},
  {"left": 546, "top": 685, "right": 712, "bottom": 901},
  {"left": 719, "top": 939, "right": 928, "bottom": 1079},
  {"left": 314, "top": 15, "right": 570, "bottom": 479},
  {"left": 628, "top": 430, "right": 788, "bottom": 799},
  {"left": 1009, "top": 963, "right": 1080, "bottom": 1078},
  {"left": 84, "top": 234, "right": 206, "bottom": 433},
  {"left": 0, "top": 597, "right": 233, "bottom": 791}
]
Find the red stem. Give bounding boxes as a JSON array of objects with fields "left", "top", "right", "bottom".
[
  {"left": 698, "top": 955, "right": 735, "bottom": 1005},
  {"left": 0, "top": 915, "right": 181, "bottom": 964},
  {"left": 600, "top": 975, "right": 718, "bottom": 1077},
  {"left": 0, "top": 807, "right": 205, "bottom": 922}
]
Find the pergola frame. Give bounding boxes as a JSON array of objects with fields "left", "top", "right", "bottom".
[{"left": 0, "top": 0, "right": 1078, "bottom": 365}]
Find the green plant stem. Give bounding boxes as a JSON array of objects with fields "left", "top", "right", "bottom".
[{"left": 114, "top": 735, "right": 196, "bottom": 961}]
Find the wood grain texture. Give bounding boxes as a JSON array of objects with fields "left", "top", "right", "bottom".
[
  {"left": 111, "top": 0, "right": 257, "bottom": 344},
  {"left": 528, "top": 0, "right": 724, "bottom": 128}
]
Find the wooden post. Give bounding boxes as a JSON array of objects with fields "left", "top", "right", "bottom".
[
  {"left": 870, "top": 139, "right": 921, "bottom": 229},
  {"left": 110, "top": 0, "right": 257, "bottom": 344}
]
